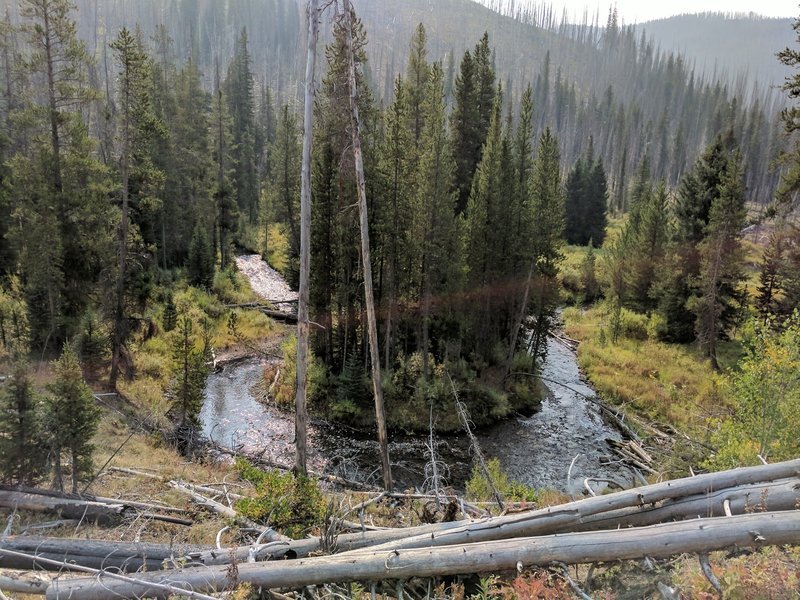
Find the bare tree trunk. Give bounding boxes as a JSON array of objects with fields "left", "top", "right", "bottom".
[
  {"left": 505, "top": 261, "right": 533, "bottom": 379},
  {"left": 294, "top": 0, "right": 319, "bottom": 478},
  {"left": 47, "top": 512, "right": 800, "bottom": 600},
  {"left": 342, "top": 0, "right": 392, "bottom": 491}
]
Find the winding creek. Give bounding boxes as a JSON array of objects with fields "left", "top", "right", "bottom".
[{"left": 202, "top": 255, "right": 628, "bottom": 494}]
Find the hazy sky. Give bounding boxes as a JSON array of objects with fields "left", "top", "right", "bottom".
[{"left": 480, "top": 0, "right": 797, "bottom": 24}]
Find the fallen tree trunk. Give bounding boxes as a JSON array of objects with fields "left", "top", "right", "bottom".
[
  {"left": 0, "top": 490, "right": 130, "bottom": 526},
  {"left": 0, "top": 487, "right": 192, "bottom": 526},
  {"left": 189, "top": 477, "right": 800, "bottom": 567},
  {"left": 0, "top": 572, "right": 52, "bottom": 595},
  {"left": 0, "top": 537, "right": 208, "bottom": 572},
  {"left": 46, "top": 512, "right": 800, "bottom": 600},
  {"left": 239, "top": 458, "right": 800, "bottom": 559}
]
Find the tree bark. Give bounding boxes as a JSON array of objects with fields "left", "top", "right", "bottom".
[
  {"left": 342, "top": 0, "right": 392, "bottom": 491},
  {"left": 294, "top": 0, "right": 319, "bottom": 479},
  {"left": 46, "top": 512, "right": 800, "bottom": 600}
]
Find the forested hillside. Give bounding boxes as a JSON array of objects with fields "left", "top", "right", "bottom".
[
  {"left": 11, "top": 0, "right": 785, "bottom": 206},
  {"left": 635, "top": 13, "right": 794, "bottom": 88}
]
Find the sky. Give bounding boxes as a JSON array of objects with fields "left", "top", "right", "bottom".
[{"left": 478, "top": 0, "right": 797, "bottom": 24}]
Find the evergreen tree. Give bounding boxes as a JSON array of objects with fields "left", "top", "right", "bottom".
[
  {"left": 413, "top": 63, "right": 462, "bottom": 376},
  {"left": 109, "top": 26, "right": 165, "bottom": 389},
  {"left": 405, "top": 23, "right": 430, "bottom": 144},
  {"left": 213, "top": 62, "right": 239, "bottom": 269},
  {"left": 451, "top": 33, "right": 496, "bottom": 215},
  {"left": 270, "top": 104, "right": 301, "bottom": 278},
  {"left": 509, "top": 127, "right": 564, "bottom": 370},
  {"left": 689, "top": 150, "right": 747, "bottom": 368},
  {"left": 627, "top": 181, "right": 670, "bottom": 312},
  {"left": 564, "top": 142, "right": 608, "bottom": 246},
  {"left": 187, "top": 222, "right": 215, "bottom": 288},
  {"left": 465, "top": 86, "right": 504, "bottom": 356},
  {"left": 656, "top": 132, "right": 740, "bottom": 344},
  {"left": 169, "top": 315, "right": 211, "bottom": 432},
  {"left": 225, "top": 28, "right": 258, "bottom": 224},
  {"left": 0, "top": 360, "right": 47, "bottom": 485},
  {"left": 378, "top": 76, "right": 415, "bottom": 369},
  {"left": 13, "top": 0, "right": 115, "bottom": 350},
  {"left": 44, "top": 345, "right": 100, "bottom": 493}
]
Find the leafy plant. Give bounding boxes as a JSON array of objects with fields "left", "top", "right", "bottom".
[
  {"left": 235, "top": 459, "right": 326, "bottom": 538},
  {"left": 466, "top": 457, "right": 538, "bottom": 503}
]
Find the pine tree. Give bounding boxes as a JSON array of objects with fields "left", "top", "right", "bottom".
[
  {"left": 413, "top": 62, "right": 462, "bottom": 377},
  {"left": 465, "top": 85, "right": 504, "bottom": 356},
  {"left": 451, "top": 33, "right": 496, "bottom": 215},
  {"left": 0, "top": 360, "right": 47, "bottom": 485},
  {"left": 405, "top": 23, "right": 430, "bottom": 144},
  {"left": 109, "top": 26, "right": 165, "bottom": 389},
  {"left": 44, "top": 345, "right": 100, "bottom": 493},
  {"left": 169, "top": 315, "right": 210, "bottom": 432},
  {"left": 187, "top": 222, "right": 215, "bottom": 288},
  {"left": 690, "top": 150, "right": 747, "bottom": 369},
  {"left": 378, "top": 76, "right": 415, "bottom": 369},
  {"left": 14, "top": 0, "right": 115, "bottom": 350},
  {"left": 564, "top": 142, "right": 608, "bottom": 247},
  {"left": 508, "top": 127, "right": 564, "bottom": 372},
  {"left": 627, "top": 181, "right": 669, "bottom": 312},
  {"left": 270, "top": 104, "right": 301, "bottom": 276},
  {"left": 225, "top": 28, "right": 258, "bottom": 224}
]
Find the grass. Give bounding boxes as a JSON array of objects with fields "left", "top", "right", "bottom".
[{"left": 562, "top": 304, "right": 731, "bottom": 443}]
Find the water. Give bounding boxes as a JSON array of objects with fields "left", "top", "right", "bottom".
[
  {"left": 201, "top": 254, "right": 629, "bottom": 493},
  {"left": 200, "top": 358, "right": 325, "bottom": 472},
  {"left": 477, "top": 337, "right": 624, "bottom": 493},
  {"left": 200, "top": 343, "right": 628, "bottom": 494}
]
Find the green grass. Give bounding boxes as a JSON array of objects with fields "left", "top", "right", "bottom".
[{"left": 562, "top": 305, "right": 731, "bottom": 436}]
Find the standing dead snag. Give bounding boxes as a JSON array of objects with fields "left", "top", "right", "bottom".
[
  {"left": 294, "top": 0, "right": 320, "bottom": 478},
  {"left": 341, "top": 0, "right": 392, "bottom": 491}
]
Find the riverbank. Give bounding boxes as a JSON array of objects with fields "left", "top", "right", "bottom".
[{"left": 561, "top": 303, "right": 726, "bottom": 475}]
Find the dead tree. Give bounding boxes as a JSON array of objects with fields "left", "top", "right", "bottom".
[
  {"left": 341, "top": 0, "right": 392, "bottom": 491},
  {"left": 294, "top": 0, "right": 320, "bottom": 478}
]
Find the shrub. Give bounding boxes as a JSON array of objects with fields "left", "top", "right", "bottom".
[
  {"left": 465, "top": 457, "right": 538, "bottom": 503},
  {"left": 235, "top": 459, "right": 326, "bottom": 538}
]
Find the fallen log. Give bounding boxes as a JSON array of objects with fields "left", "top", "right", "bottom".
[
  {"left": 238, "top": 458, "right": 800, "bottom": 560},
  {"left": 0, "top": 573, "right": 51, "bottom": 595},
  {"left": 46, "top": 512, "right": 800, "bottom": 600},
  {"left": 0, "top": 537, "right": 208, "bottom": 572},
  {"left": 189, "top": 475, "right": 800, "bottom": 567},
  {"left": 0, "top": 490, "right": 130, "bottom": 526},
  {"left": 0, "top": 487, "right": 191, "bottom": 526}
]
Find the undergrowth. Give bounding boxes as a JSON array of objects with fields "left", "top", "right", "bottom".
[{"left": 235, "top": 458, "right": 326, "bottom": 538}]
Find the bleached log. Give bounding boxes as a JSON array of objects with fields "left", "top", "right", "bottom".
[
  {"left": 0, "top": 490, "right": 130, "bottom": 525},
  {"left": 0, "top": 537, "right": 208, "bottom": 572},
  {"left": 46, "top": 512, "right": 800, "bottom": 600},
  {"left": 0, "top": 573, "right": 51, "bottom": 595},
  {"left": 252, "top": 459, "right": 800, "bottom": 559}
]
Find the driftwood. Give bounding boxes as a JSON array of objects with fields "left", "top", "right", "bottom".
[
  {"left": 46, "top": 512, "right": 800, "bottom": 600},
  {"left": 0, "top": 537, "right": 208, "bottom": 572}
]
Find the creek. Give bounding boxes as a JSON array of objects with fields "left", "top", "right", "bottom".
[{"left": 201, "top": 255, "right": 629, "bottom": 494}]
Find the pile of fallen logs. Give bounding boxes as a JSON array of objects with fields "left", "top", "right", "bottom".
[{"left": 1, "top": 459, "right": 799, "bottom": 599}]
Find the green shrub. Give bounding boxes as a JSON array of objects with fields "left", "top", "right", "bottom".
[
  {"left": 235, "top": 459, "right": 326, "bottom": 538},
  {"left": 465, "top": 458, "right": 538, "bottom": 503}
]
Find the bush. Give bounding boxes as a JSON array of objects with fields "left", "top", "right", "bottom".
[
  {"left": 235, "top": 459, "right": 326, "bottom": 538},
  {"left": 465, "top": 458, "right": 538, "bottom": 503}
]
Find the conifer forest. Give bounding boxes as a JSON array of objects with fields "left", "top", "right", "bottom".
[{"left": 1, "top": 0, "right": 800, "bottom": 597}]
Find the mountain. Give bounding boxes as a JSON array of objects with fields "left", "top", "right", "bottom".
[{"left": 634, "top": 13, "right": 795, "bottom": 88}]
